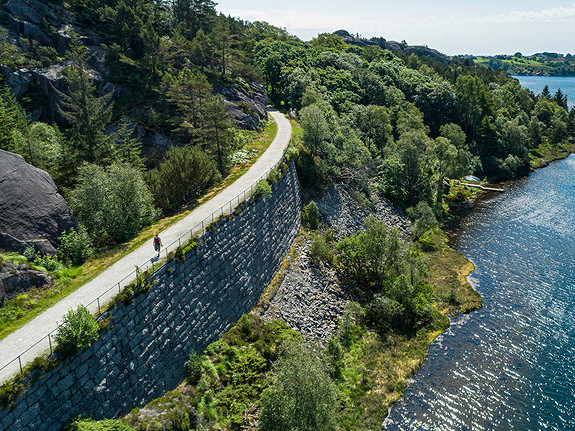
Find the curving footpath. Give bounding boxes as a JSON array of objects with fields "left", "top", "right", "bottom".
[{"left": 0, "top": 109, "right": 292, "bottom": 384}]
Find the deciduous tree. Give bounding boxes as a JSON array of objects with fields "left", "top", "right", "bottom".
[{"left": 258, "top": 341, "right": 339, "bottom": 431}]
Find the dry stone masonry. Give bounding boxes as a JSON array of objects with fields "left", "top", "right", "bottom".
[{"left": 0, "top": 163, "right": 301, "bottom": 431}]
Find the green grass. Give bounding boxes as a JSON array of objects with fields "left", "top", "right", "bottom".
[
  {"left": 0, "top": 117, "right": 279, "bottom": 341},
  {"left": 474, "top": 56, "right": 554, "bottom": 75},
  {"left": 338, "top": 325, "right": 445, "bottom": 430},
  {"left": 421, "top": 229, "right": 482, "bottom": 314},
  {"left": 529, "top": 142, "right": 575, "bottom": 169}
]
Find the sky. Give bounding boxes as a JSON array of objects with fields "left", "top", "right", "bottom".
[{"left": 215, "top": 0, "right": 575, "bottom": 56}]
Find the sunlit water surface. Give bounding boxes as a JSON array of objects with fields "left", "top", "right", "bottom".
[
  {"left": 513, "top": 75, "right": 575, "bottom": 109},
  {"left": 384, "top": 154, "right": 575, "bottom": 430}
]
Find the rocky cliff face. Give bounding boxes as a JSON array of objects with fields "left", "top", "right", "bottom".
[
  {"left": 0, "top": 149, "right": 77, "bottom": 255},
  {"left": 315, "top": 183, "right": 411, "bottom": 240},
  {"left": 333, "top": 29, "right": 450, "bottom": 62},
  {"left": 0, "top": 0, "right": 267, "bottom": 150}
]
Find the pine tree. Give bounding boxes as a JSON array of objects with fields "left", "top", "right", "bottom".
[
  {"left": 162, "top": 68, "right": 212, "bottom": 137},
  {"left": 541, "top": 85, "right": 551, "bottom": 100},
  {"left": 211, "top": 18, "right": 234, "bottom": 76},
  {"left": 172, "top": 0, "right": 216, "bottom": 38},
  {"left": 199, "top": 95, "right": 233, "bottom": 174},
  {"left": 0, "top": 86, "right": 27, "bottom": 152},
  {"left": 58, "top": 38, "right": 114, "bottom": 164},
  {"left": 112, "top": 118, "right": 144, "bottom": 171},
  {"left": 553, "top": 88, "right": 568, "bottom": 110},
  {"left": 138, "top": 22, "right": 166, "bottom": 93},
  {"left": 190, "top": 29, "right": 216, "bottom": 70},
  {"left": 568, "top": 109, "right": 575, "bottom": 137}
]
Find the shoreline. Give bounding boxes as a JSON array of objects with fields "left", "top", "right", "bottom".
[{"left": 385, "top": 150, "right": 575, "bottom": 426}]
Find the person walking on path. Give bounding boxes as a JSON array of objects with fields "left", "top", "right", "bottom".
[{"left": 153, "top": 233, "right": 162, "bottom": 257}]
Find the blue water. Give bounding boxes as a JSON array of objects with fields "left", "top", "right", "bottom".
[
  {"left": 385, "top": 154, "right": 575, "bottom": 430},
  {"left": 513, "top": 75, "right": 575, "bottom": 109}
]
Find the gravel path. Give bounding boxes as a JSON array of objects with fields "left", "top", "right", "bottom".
[{"left": 0, "top": 109, "right": 292, "bottom": 383}]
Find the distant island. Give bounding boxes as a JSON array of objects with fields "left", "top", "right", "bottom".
[{"left": 470, "top": 52, "right": 575, "bottom": 77}]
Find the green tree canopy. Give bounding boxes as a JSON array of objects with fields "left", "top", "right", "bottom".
[
  {"left": 337, "top": 217, "right": 405, "bottom": 291},
  {"left": 71, "top": 163, "right": 158, "bottom": 242},
  {"left": 145, "top": 145, "right": 218, "bottom": 212},
  {"left": 258, "top": 341, "right": 339, "bottom": 431},
  {"left": 0, "top": 86, "right": 27, "bottom": 152}
]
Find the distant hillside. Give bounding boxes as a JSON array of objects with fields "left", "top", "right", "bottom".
[
  {"left": 333, "top": 29, "right": 450, "bottom": 62},
  {"left": 472, "top": 53, "right": 575, "bottom": 76}
]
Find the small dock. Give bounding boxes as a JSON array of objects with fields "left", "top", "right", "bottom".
[{"left": 460, "top": 182, "right": 505, "bottom": 192}]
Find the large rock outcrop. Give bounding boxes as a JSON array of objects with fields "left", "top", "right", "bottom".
[
  {"left": 0, "top": 150, "right": 77, "bottom": 255},
  {"left": 215, "top": 79, "right": 268, "bottom": 130}
]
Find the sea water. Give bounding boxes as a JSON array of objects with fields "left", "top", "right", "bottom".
[
  {"left": 384, "top": 154, "right": 575, "bottom": 430},
  {"left": 513, "top": 75, "right": 575, "bottom": 109}
]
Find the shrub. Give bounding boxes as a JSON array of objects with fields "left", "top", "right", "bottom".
[
  {"left": 185, "top": 351, "right": 202, "bottom": 386},
  {"left": 71, "top": 163, "right": 158, "bottom": 243},
  {"left": 340, "top": 302, "right": 365, "bottom": 347},
  {"left": 446, "top": 288, "right": 459, "bottom": 306},
  {"left": 58, "top": 228, "right": 93, "bottom": 265},
  {"left": 418, "top": 228, "right": 446, "bottom": 251},
  {"left": 324, "top": 333, "right": 343, "bottom": 378},
  {"left": 33, "top": 253, "right": 61, "bottom": 271},
  {"left": 67, "top": 418, "right": 135, "bottom": 431},
  {"left": 267, "top": 167, "right": 281, "bottom": 185},
  {"left": 23, "top": 246, "right": 36, "bottom": 261},
  {"left": 336, "top": 217, "right": 404, "bottom": 291},
  {"left": 254, "top": 179, "right": 272, "bottom": 199},
  {"left": 310, "top": 234, "right": 334, "bottom": 266},
  {"left": 113, "top": 286, "right": 134, "bottom": 306},
  {"left": 302, "top": 201, "right": 319, "bottom": 229},
  {"left": 55, "top": 305, "right": 99, "bottom": 356},
  {"left": 407, "top": 201, "right": 438, "bottom": 239},
  {"left": 366, "top": 294, "right": 406, "bottom": 334},
  {"left": 0, "top": 377, "right": 25, "bottom": 409},
  {"left": 144, "top": 146, "right": 219, "bottom": 213}
]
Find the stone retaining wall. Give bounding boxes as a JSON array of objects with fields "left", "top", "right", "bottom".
[{"left": 0, "top": 163, "right": 301, "bottom": 430}]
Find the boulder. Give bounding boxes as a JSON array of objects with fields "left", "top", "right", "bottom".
[
  {"left": 3, "top": 14, "right": 51, "bottom": 45},
  {"left": 315, "top": 183, "right": 411, "bottom": 240},
  {"left": 333, "top": 29, "right": 378, "bottom": 47},
  {"left": 0, "top": 261, "right": 52, "bottom": 305},
  {"left": 3, "top": 0, "right": 45, "bottom": 25},
  {"left": 29, "top": 64, "right": 67, "bottom": 124},
  {"left": 0, "top": 150, "right": 77, "bottom": 255},
  {"left": 30, "top": 63, "right": 108, "bottom": 124},
  {"left": 106, "top": 119, "right": 172, "bottom": 161},
  {"left": 214, "top": 80, "right": 268, "bottom": 130}
]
